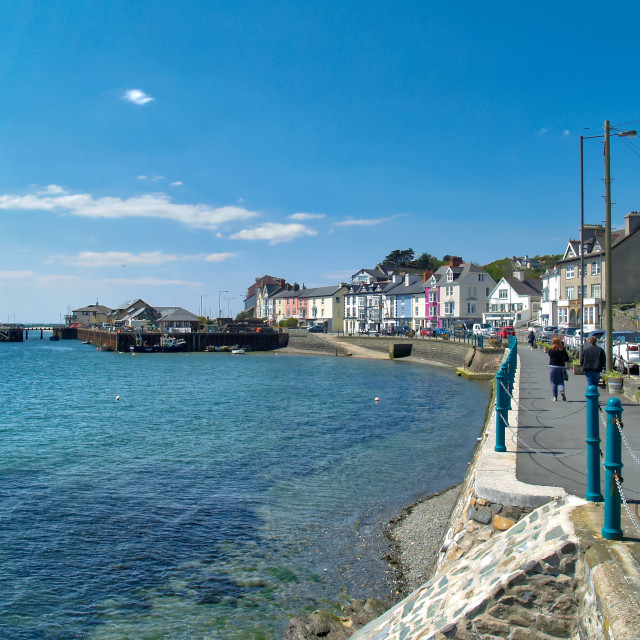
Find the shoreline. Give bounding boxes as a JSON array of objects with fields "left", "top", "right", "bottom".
[{"left": 385, "top": 485, "right": 462, "bottom": 598}]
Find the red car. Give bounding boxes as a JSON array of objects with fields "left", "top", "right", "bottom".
[{"left": 497, "top": 326, "right": 515, "bottom": 339}]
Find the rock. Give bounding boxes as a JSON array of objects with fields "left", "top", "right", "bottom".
[
  {"left": 284, "top": 599, "right": 386, "bottom": 640},
  {"left": 470, "top": 505, "right": 493, "bottom": 524},
  {"left": 492, "top": 514, "right": 517, "bottom": 531}
]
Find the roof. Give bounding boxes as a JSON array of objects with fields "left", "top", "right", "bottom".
[
  {"left": 504, "top": 277, "right": 543, "bottom": 297},
  {"left": 298, "top": 285, "right": 347, "bottom": 298},
  {"left": 73, "top": 304, "right": 112, "bottom": 314},
  {"left": 156, "top": 307, "right": 199, "bottom": 322}
]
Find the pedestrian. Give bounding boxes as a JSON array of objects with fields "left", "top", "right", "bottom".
[
  {"left": 527, "top": 329, "right": 535, "bottom": 350},
  {"left": 580, "top": 335, "right": 606, "bottom": 388},
  {"left": 548, "top": 336, "right": 570, "bottom": 401}
]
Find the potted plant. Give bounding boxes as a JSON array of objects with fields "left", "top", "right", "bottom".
[
  {"left": 604, "top": 370, "right": 623, "bottom": 394},
  {"left": 571, "top": 359, "right": 584, "bottom": 375}
]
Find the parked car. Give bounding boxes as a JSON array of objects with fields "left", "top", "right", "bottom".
[
  {"left": 560, "top": 327, "right": 580, "bottom": 348},
  {"left": 308, "top": 325, "right": 325, "bottom": 333},
  {"left": 605, "top": 331, "right": 640, "bottom": 373},
  {"left": 497, "top": 326, "right": 515, "bottom": 339},
  {"left": 539, "top": 326, "right": 559, "bottom": 341},
  {"left": 473, "top": 323, "right": 491, "bottom": 336},
  {"left": 420, "top": 327, "right": 435, "bottom": 336},
  {"left": 487, "top": 326, "right": 500, "bottom": 338}
]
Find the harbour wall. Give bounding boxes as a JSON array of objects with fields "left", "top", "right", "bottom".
[{"left": 74, "top": 328, "right": 288, "bottom": 352}]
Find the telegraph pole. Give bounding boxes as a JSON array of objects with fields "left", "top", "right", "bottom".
[{"left": 604, "top": 120, "right": 613, "bottom": 371}]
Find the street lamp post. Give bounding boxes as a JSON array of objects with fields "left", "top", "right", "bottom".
[
  {"left": 200, "top": 294, "right": 207, "bottom": 318},
  {"left": 218, "top": 290, "right": 228, "bottom": 319}
]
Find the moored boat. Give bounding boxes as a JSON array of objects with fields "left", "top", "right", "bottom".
[{"left": 129, "top": 335, "right": 187, "bottom": 353}]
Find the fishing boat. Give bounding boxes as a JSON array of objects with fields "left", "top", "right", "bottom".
[
  {"left": 231, "top": 348, "right": 245, "bottom": 354},
  {"left": 129, "top": 335, "right": 187, "bottom": 353}
]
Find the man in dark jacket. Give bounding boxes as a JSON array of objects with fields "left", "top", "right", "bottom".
[{"left": 580, "top": 336, "right": 607, "bottom": 387}]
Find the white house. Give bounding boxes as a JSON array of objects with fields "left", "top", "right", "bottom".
[
  {"left": 484, "top": 271, "right": 543, "bottom": 327},
  {"left": 540, "top": 267, "right": 561, "bottom": 327}
]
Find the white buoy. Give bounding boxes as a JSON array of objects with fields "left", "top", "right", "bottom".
[
  {"left": 115, "top": 395, "right": 120, "bottom": 401},
  {"left": 375, "top": 397, "right": 380, "bottom": 402}
]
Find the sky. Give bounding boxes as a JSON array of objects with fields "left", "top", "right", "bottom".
[{"left": 2, "top": 1, "right": 640, "bottom": 322}]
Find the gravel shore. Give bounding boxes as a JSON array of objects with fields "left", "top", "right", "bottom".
[{"left": 386, "top": 485, "right": 461, "bottom": 596}]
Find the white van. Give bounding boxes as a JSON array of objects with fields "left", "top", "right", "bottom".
[{"left": 473, "top": 323, "right": 491, "bottom": 336}]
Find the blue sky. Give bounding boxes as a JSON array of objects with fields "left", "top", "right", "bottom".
[{"left": 2, "top": 1, "right": 640, "bottom": 322}]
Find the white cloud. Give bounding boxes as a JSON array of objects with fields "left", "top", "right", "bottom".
[
  {"left": 37, "top": 184, "right": 68, "bottom": 195},
  {"left": 123, "top": 89, "right": 155, "bottom": 105},
  {"left": 170, "top": 181, "right": 183, "bottom": 186},
  {"left": 563, "top": 130, "right": 570, "bottom": 136},
  {"left": 230, "top": 222, "right": 317, "bottom": 244},
  {"left": 289, "top": 212, "right": 326, "bottom": 221},
  {"left": 0, "top": 270, "right": 35, "bottom": 280},
  {"left": 334, "top": 216, "right": 391, "bottom": 227},
  {"left": 99, "top": 276, "right": 198, "bottom": 286},
  {"left": 58, "top": 251, "right": 181, "bottom": 267},
  {"left": 536, "top": 128, "right": 548, "bottom": 136},
  {"left": 151, "top": 176, "right": 165, "bottom": 182},
  {"left": 136, "top": 175, "right": 148, "bottom": 180},
  {"left": 0, "top": 189, "right": 260, "bottom": 231},
  {"left": 205, "top": 252, "right": 237, "bottom": 262}
]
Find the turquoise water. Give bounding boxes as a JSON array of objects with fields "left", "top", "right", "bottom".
[{"left": 0, "top": 337, "right": 490, "bottom": 639}]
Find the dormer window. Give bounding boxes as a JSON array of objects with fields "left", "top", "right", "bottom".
[{"left": 446, "top": 269, "right": 453, "bottom": 283}]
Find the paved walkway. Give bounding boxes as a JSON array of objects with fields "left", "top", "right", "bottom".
[{"left": 516, "top": 346, "right": 640, "bottom": 507}]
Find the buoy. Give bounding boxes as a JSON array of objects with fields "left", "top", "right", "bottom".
[
  {"left": 115, "top": 395, "right": 120, "bottom": 401},
  {"left": 375, "top": 397, "right": 380, "bottom": 402}
]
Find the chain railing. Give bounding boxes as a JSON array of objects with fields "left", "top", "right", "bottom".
[{"left": 493, "top": 344, "right": 640, "bottom": 539}]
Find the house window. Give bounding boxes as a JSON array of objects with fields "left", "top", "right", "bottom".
[
  {"left": 429, "top": 291, "right": 437, "bottom": 302},
  {"left": 445, "top": 286, "right": 453, "bottom": 296},
  {"left": 447, "top": 270, "right": 453, "bottom": 282},
  {"left": 429, "top": 307, "right": 436, "bottom": 317},
  {"left": 499, "top": 289, "right": 508, "bottom": 299},
  {"left": 478, "top": 274, "right": 485, "bottom": 282},
  {"left": 486, "top": 287, "right": 490, "bottom": 297},
  {"left": 444, "top": 302, "right": 454, "bottom": 315},
  {"left": 566, "top": 286, "right": 575, "bottom": 299},
  {"left": 591, "top": 284, "right": 601, "bottom": 298},
  {"left": 566, "top": 266, "right": 575, "bottom": 279},
  {"left": 558, "top": 308, "right": 568, "bottom": 324},
  {"left": 335, "top": 297, "right": 340, "bottom": 303},
  {"left": 585, "top": 306, "right": 596, "bottom": 324},
  {"left": 591, "top": 261, "right": 601, "bottom": 275},
  {"left": 467, "top": 302, "right": 477, "bottom": 314}
]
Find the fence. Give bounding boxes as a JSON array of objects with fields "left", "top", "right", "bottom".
[{"left": 494, "top": 336, "right": 639, "bottom": 540}]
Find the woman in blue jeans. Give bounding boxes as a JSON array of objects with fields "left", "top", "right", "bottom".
[{"left": 548, "top": 336, "right": 570, "bottom": 401}]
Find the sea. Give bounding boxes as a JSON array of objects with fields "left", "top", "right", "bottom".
[{"left": 0, "top": 334, "right": 491, "bottom": 640}]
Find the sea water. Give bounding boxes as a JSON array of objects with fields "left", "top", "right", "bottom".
[{"left": 0, "top": 337, "right": 490, "bottom": 639}]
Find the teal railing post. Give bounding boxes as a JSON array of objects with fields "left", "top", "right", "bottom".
[
  {"left": 585, "top": 384, "right": 603, "bottom": 502},
  {"left": 602, "top": 397, "right": 624, "bottom": 540},
  {"left": 495, "top": 366, "right": 507, "bottom": 452}
]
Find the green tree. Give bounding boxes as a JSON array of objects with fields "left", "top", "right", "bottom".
[
  {"left": 383, "top": 248, "right": 416, "bottom": 266},
  {"left": 413, "top": 252, "right": 444, "bottom": 271}
]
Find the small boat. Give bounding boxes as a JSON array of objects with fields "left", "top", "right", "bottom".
[
  {"left": 49, "top": 335, "right": 60, "bottom": 341},
  {"left": 129, "top": 335, "right": 187, "bottom": 353},
  {"left": 231, "top": 348, "right": 245, "bottom": 354}
]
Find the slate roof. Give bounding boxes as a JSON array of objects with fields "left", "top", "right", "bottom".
[{"left": 504, "top": 277, "right": 543, "bottom": 297}]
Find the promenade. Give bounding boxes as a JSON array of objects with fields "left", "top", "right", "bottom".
[
  {"left": 515, "top": 346, "right": 640, "bottom": 506},
  {"left": 351, "top": 341, "right": 640, "bottom": 639}
]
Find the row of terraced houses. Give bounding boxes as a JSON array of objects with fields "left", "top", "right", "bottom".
[{"left": 245, "top": 212, "right": 640, "bottom": 334}]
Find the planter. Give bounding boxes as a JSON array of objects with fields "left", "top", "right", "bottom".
[
  {"left": 573, "top": 365, "right": 584, "bottom": 375},
  {"left": 607, "top": 378, "right": 623, "bottom": 394}
]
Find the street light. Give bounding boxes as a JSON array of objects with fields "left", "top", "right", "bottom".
[
  {"left": 218, "top": 290, "right": 228, "bottom": 319},
  {"left": 200, "top": 294, "right": 207, "bottom": 318},
  {"left": 579, "top": 121, "right": 636, "bottom": 368},
  {"left": 225, "top": 297, "right": 234, "bottom": 317}
]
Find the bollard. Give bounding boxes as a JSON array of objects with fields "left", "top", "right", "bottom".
[
  {"left": 495, "top": 367, "right": 507, "bottom": 452},
  {"left": 602, "top": 397, "right": 624, "bottom": 540},
  {"left": 585, "top": 384, "right": 603, "bottom": 502}
]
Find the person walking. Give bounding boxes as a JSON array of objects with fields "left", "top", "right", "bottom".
[
  {"left": 548, "top": 336, "right": 570, "bottom": 401},
  {"left": 527, "top": 329, "right": 535, "bottom": 350},
  {"left": 580, "top": 335, "right": 606, "bottom": 388}
]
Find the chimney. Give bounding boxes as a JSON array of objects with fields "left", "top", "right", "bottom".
[
  {"left": 279, "top": 279, "right": 285, "bottom": 286},
  {"left": 513, "top": 269, "right": 524, "bottom": 282},
  {"left": 449, "top": 256, "right": 463, "bottom": 268},
  {"left": 423, "top": 270, "right": 433, "bottom": 282},
  {"left": 625, "top": 211, "right": 640, "bottom": 235},
  {"left": 392, "top": 274, "right": 402, "bottom": 284},
  {"left": 293, "top": 282, "right": 300, "bottom": 291}
]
